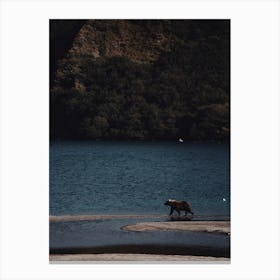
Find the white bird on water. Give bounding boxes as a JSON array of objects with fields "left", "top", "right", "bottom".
[
  {"left": 223, "top": 198, "right": 226, "bottom": 202},
  {"left": 179, "top": 138, "right": 184, "bottom": 143}
]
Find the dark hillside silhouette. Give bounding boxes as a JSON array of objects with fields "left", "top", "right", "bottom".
[{"left": 50, "top": 20, "right": 230, "bottom": 142}]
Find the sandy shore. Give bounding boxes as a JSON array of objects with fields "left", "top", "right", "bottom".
[
  {"left": 122, "top": 221, "right": 230, "bottom": 235},
  {"left": 50, "top": 214, "right": 166, "bottom": 223},
  {"left": 50, "top": 253, "right": 229, "bottom": 262}
]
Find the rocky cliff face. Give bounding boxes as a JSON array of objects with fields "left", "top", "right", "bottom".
[{"left": 68, "top": 20, "right": 173, "bottom": 63}]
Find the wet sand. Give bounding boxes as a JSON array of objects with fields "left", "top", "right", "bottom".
[
  {"left": 50, "top": 214, "right": 167, "bottom": 223},
  {"left": 122, "top": 221, "right": 230, "bottom": 235},
  {"left": 50, "top": 253, "right": 229, "bottom": 262}
]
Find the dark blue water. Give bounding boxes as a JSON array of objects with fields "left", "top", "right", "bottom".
[{"left": 50, "top": 141, "right": 230, "bottom": 219}]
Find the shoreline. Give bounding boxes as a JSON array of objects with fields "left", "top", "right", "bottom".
[
  {"left": 49, "top": 214, "right": 230, "bottom": 223},
  {"left": 122, "top": 221, "right": 230, "bottom": 235},
  {"left": 50, "top": 253, "right": 230, "bottom": 262},
  {"left": 50, "top": 244, "right": 229, "bottom": 258},
  {"left": 49, "top": 214, "right": 167, "bottom": 223},
  {"left": 50, "top": 243, "right": 230, "bottom": 261},
  {"left": 50, "top": 216, "right": 230, "bottom": 261}
]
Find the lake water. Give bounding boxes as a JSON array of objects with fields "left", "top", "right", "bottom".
[{"left": 50, "top": 141, "right": 230, "bottom": 219}]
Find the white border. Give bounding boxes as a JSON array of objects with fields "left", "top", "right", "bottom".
[{"left": 1, "top": 0, "right": 279, "bottom": 279}]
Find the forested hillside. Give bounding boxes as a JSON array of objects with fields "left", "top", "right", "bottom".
[{"left": 50, "top": 20, "right": 230, "bottom": 141}]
